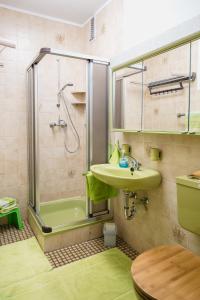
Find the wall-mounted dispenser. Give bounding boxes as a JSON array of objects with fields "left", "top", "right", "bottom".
[
  {"left": 150, "top": 147, "right": 161, "bottom": 161},
  {"left": 121, "top": 144, "right": 131, "bottom": 156}
]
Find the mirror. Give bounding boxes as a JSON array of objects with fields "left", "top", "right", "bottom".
[
  {"left": 113, "top": 62, "right": 143, "bottom": 131},
  {"left": 143, "top": 43, "right": 191, "bottom": 132},
  {"left": 112, "top": 42, "right": 196, "bottom": 133},
  {"left": 190, "top": 39, "right": 200, "bottom": 133}
]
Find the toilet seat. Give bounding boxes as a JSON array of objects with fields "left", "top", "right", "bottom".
[{"left": 131, "top": 245, "right": 200, "bottom": 300}]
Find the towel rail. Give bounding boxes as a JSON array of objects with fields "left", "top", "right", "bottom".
[
  {"left": 0, "top": 38, "right": 16, "bottom": 48},
  {"left": 148, "top": 72, "right": 196, "bottom": 95}
]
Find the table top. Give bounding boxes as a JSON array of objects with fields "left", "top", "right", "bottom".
[{"left": 131, "top": 245, "right": 200, "bottom": 300}]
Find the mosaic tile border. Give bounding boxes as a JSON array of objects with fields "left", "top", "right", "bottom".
[
  {"left": 0, "top": 221, "right": 34, "bottom": 246},
  {"left": 46, "top": 236, "right": 138, "bottom": 268},
  {"left": 0, "top": 221, "right": 138, "bottom": 268}
]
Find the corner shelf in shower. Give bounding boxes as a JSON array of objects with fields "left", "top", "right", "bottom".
[
  {"left": 71, "top": 91, "right": 86, "bottom": 106},
  {"left": 71, "top": 101, "right": 86, "bottom": 105},
  {"left": 71, "top": 91, "right": 86, "bottom": 95}
]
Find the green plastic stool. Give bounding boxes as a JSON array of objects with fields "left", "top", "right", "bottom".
[{"left": 0, "top": 207, "right": 24, "bottom": 230}]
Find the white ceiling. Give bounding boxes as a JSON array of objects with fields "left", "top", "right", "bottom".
[{"left": 0, "top": 0, "right": 109, "bottom": 26}]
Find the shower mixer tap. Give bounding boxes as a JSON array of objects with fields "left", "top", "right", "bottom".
[
  {"left": 49, "top": 117, "right": 67, "bottom": 129},
  {"left": 49, "top": 122, "right": 57, "bottom": 128},
  {"left": 59, "top": 119, "right": 67, "bottom": 128}
]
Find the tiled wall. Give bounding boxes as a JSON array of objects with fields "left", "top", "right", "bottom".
[
  {"left": 0, "top": 7, "right": 85, "bottom": 215},
  {"left": 82, "top": 0, "right": 124, "bottom": 58},
  {"left": 83, "top": 0, "right": 200, "bottom": 255}
]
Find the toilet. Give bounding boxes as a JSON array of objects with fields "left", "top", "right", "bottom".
[{"left": 131, "top": 175, "right": 200, "bottom": 300}]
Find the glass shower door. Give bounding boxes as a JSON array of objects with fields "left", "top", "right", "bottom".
[
  {"left": 27, "top": 49, "right": 110, "bottom": 233},
  {"left": 37, "top": 54, "right": 87, "bottom": 229}
]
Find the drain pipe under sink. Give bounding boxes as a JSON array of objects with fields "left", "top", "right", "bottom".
[
  {"left": 123, "top": 191, "right": 137, "bottom": 220},
  {"left": 123, "top": 191, "right": 149, "bottom": 220}
]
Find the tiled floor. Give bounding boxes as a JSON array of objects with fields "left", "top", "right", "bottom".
[
  {"left": 0, "top": 221, "right": 138, "bottom": 268},
  {"left": 0, "top": 220, "right": 34, "bottom": 246},
  {"left": 46, "top": 236, "right": 138, "bottom": 268}
]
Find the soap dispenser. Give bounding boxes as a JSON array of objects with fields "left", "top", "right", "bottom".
[{"left": 119, "top": 149, "right": 129, "bottom": 168}]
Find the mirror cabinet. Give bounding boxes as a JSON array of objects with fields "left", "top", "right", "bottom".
[{"left": 112, "top": 39, "right": 200, "bottom": 134}]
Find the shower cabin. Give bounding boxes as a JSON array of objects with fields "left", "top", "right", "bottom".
[{"left": 27, "top": 48, "right": 111, "bottom": 234}]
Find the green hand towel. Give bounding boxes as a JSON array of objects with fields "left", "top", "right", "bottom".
[
  {"left": 109, "top": 143, "right": 120, "bottom": 165},
  {"left": 86, "top": 172, "right": 118, "bottom": 203}
]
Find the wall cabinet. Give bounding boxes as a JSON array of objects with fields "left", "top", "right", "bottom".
[{"left": 112, "top": 40, "right": 200, "bottom": 134}]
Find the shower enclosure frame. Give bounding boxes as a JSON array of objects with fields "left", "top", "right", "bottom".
[{"left": 27, "top": 48, "right": 111, "bottom": 233}]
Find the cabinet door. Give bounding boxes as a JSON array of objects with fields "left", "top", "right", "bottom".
[
  {"left": 190, "top": 39, "right": 200, "bottom": 133},
  {"left": 142, "top": 43, "right": 191, "bottom": 133},
  {"left": 112, "top": 62, "right": 143, "bottom": 131}
]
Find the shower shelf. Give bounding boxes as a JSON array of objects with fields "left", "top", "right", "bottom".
[
  {"left": 71, "top": 101, "right": 86, "bottom": 105},
  {"left": 71, "top": 91, "right": 86, "bottom": 94},
  {"left": 71, "top": 91, "right": 86, "bottom": 105}
]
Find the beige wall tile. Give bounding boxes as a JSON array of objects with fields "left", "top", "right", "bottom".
[{"left": 0, "top": 7, "right": 85, "bottom": 216}]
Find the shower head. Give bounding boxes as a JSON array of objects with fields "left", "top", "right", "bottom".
[
  {"left": 57, "top": 83, "right": 74, "bottom": 107},
  {"left": 59, "top": 83, "right": 74, "bottom": 94}
]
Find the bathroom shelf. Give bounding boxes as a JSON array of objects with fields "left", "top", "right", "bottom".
[
  {"left": 71, "top": 91, "right": 86, "bottom": 95},
  {"left": 71, "top": 91, "right": 86, "bottom": 105},
  {"left": 71, "top": 101, "right": 86, "bottom": 105},
  {"left": 111, "top": 128, "right": 190, "bottom": 135}
]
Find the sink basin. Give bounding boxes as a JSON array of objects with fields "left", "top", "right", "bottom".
[{"left": 90, "top": 164, "right": 161, "bottom": 191}]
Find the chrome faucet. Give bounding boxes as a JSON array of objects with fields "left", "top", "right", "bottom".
[
  {"left": 49, "top": 116, "right": 67, "bottom": 129},
  {"left": 128, "top": 156, "right": 141, "bottom": 173}
]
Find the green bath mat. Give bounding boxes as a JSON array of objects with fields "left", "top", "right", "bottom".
[
  {"left": 1, "top": 248, "right": 140, "bottom": 300},
  {"left": 0, "top": 237, "right": 52, "bottom": 290}
]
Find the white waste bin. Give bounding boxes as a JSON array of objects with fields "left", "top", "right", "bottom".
[{"left": 103, "top": 222, "right": 117, "bottom": 247}]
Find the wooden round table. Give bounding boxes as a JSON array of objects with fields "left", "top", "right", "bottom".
[{"left": 131, "top": 245, "right": 200, "bottom": 300}]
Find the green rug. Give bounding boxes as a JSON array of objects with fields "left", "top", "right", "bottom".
[
  {"left": 0, "top": 237, "right": 52, "bottom": 290},
  {"left": 1, "top": 248, "right": 140, "bottom": 300}
]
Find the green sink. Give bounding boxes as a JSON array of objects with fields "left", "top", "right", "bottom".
[{"left": 90, "top": 164, "right": 161, "bottom": 191}]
